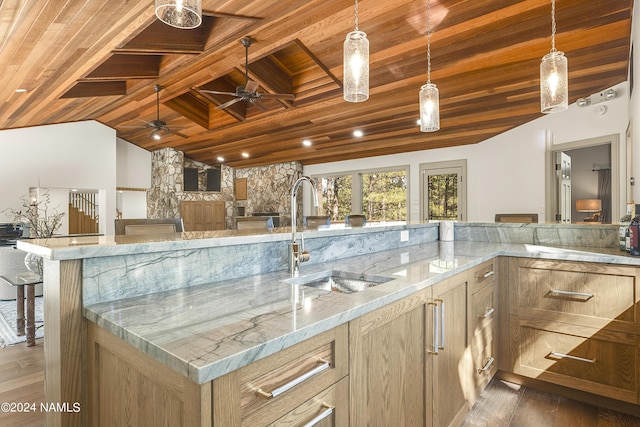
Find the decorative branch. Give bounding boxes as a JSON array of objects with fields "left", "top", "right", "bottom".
[{"left": 3, "top": 189, "right": 65, "bottom": 238}]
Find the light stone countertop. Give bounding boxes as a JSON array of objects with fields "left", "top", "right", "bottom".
[{"left": 82, "top": 240, "right": 640, "bottom": 384}]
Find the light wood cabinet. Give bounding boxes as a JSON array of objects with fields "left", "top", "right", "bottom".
[
  {"left": 349, "top": 272, "right": 476, "bottom": 427},
  {"left": 507, "top": 258, "right": 640, "bottom": 404},
  {"left": 349, "top": 291, "right": 428, "bottom": 427},
  {"left": 212, "top": 323, "right": 348, "bottom": 426},
  {"left": 87, "top": 322, "right": 348, "bottom": 427},
  {"left": 468, "top": 260, "right": 498, "bottom": 403},
  {"left": 430, "top": 276, "right": 470, "bottom": 427},
  {"left": 181, "top": 200, "right": 225, "bottom": 231}
]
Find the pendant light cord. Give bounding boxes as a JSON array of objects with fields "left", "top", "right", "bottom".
[
  {"left": 550, "top": 0, "right": 557, "bottom": 53},
  {"left": 354, "top": 0, "right": 359, "bottom": 31},
  {"left": 427, "top": 0, "right": 432, "bottom": 83}
]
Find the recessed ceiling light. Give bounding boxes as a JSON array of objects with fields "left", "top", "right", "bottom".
[
  {"left": 15, "top": 88, "right": 27, "bottom": 93},
  {"left": 302, "top": 139, "right": 312, "bottom": 147},
  {"left": 416, "top": 119, "right": 421, "bottom": 125},
  {"left": 217, "top": 156, "right": 224, "bottom": 162},
  {"left": 241, "top": 152, "right": 250, "bottom": 158},
  {"left": 353, "top": 130, "right": 364, "bottom": 137}
]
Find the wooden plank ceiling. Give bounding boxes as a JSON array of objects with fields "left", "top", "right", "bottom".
[{"left": 0, "top": 0, "right": 633, "bottom": 168}]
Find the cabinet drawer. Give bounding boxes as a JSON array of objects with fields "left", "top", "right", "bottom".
[
  {"left": 267, "top": 377, "right": 348, "bottom": 427},
  {"left": 511, "top": 259, "right": 640, "bottom": 333},
  {"left": 470, "top": 321, "right": 497, "bottom": 398},
  {"left": 213, "top": 324, "right": 348, "bottom": 426},
  {"left": 511, "top": 316, "right": 639, "bottom": 404},
  {"left": 471, "top": 281, "right": 496, "bottom": 329},
  {"left": 471, "top": 259, "right": 496, "bottom": 290}
]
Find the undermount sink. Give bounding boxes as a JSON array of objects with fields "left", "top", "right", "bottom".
[{"left": 294, "top": 270, "right": 393, "bottom": 294}]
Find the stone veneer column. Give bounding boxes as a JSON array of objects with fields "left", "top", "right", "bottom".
[
  {"left": 148, "top": 148, "right": 184, "bottom": 219},
  {"left": 235, "top": 162, "right": 303, "bottom": 226}
]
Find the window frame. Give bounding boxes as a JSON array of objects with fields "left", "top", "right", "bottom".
[{"left": 312, "top": 165, "right": 410, "bottom": 222}]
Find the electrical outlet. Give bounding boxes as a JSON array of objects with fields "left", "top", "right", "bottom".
[{"left": 400, "top": 230, "right": 409, "bottom": 242}]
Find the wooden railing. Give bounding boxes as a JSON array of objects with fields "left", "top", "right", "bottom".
[{"left": 68, "top": 192, "right": 99, "bottom": 234}]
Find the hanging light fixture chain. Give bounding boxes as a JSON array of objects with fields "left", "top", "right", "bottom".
[
  {"left": 427, "top": 0, "right": 431, "bottom": 83},
  {"left": 550, "top": 0, "right": 557, "bottom": 53}
]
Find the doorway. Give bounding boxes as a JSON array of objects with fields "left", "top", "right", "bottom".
[
  {"left": 420, "top": 160, "right": 467, "bottom": 222},
  {"left": 546, "top": 134, "right": 619, "bottom": 224}
]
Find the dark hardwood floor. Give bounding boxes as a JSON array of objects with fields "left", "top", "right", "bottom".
[
  {"left": 1, "top": 340, "right": 640, "bottom": 427},
  {"left": 462, "top": 378, "right": 640, "bottom": 427}
]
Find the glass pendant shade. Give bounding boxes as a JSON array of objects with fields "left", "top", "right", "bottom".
[
  {"left": 419, "top": 83, "right": 440, "bottom": 132},
  {"left": 343, "top": 30, "right": 369, "bottom": 102},
  {"left": 540, "top": 50, "right": 568, "bottom": 113},
  {"left": 155, "top": 0, "right": 202, "bottom": 29}
]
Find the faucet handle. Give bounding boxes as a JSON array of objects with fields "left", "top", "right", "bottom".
[{"left": 300, "top": 233, "right": 305, "bottom": 252}]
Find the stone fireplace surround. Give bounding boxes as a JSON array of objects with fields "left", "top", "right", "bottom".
[{"left": 148, "top": 148, "right": 303, "bottom": 229}]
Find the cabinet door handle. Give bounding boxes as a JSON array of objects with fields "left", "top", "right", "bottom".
[
  {"left": 436, "top": 299, "right": 445, "bottom": 350},
  {"left": 548, "top": 351, "right": 596, "bottom": 364},
  {"left": 482, "top": 271, "right": 495, "bottom": 279},
  {"left": 256, "top": 359, "right": 331, "bottom": 399},
  {"left": 302, "top": 403, "right": 334, "bottom": 427},
  {"left": 479, "top": 307, "right": 495, "bottom": 319},
  {"left": 549, "top": 289, "right": 594, "bottom": 300},
  {"left": 427, "top": 301, "right": 439, "bottom": 355},
  {"left": 477, "top": 356, "right": 495, "bottom": 374}
]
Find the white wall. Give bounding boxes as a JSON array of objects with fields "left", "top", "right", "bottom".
[
  {"left": 304, "top": 82, "right": 629, "bottom": 222},
  {"left": 0, "top": 121, "right": 150, "bottom": 235},
  {"left": 630, "top": 1, "right": 640, "bottom": 205}
]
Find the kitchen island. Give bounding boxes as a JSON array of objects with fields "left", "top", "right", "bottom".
[{"left": 17, "top": 221, "right": 637, "bottom": 425}]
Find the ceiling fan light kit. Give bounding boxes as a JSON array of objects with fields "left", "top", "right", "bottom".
[
  {"left": 155, "top": 0, "right": 202, "bottom": 29},
  {"left": 343, "top": 0, "right": 369, "bottom": 102},
  {"left": 540, "top": 0, "right": 568, "bottom": 114},
  {"left": 419, "top": 0, "right": 440, "bottom": 132}
]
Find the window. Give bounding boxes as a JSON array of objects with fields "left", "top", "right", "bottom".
[
  {"left": 361, "top": 171, "right": 407, "bottom": 221},
  {"left": 318, "top": 175, "right": 352, "bottom": 221},
  {"left": 420, "top": 160, "right": 466, "bottom": 221},
  {"left": 315, "top": 167, "right": 408, "bottom": 223}
]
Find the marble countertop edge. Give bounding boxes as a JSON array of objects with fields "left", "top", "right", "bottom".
[{"left": 83, "top": 241, "right": 639, "bottom": 385}]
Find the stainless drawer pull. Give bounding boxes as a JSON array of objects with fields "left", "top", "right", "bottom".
[
  {"left": 548, "top": 351, "right": 596, "bottom": 364},
  {"left": 479, "top": 308, "right": 495, "bottom": 319},
  {"left": 257, "top": 359, "right": 331, "bottom": 399},
  {"left": 477, "top": 356, "right": 495, "bottom": 374},
  {"left": 549, "top": 289, "right": 594, "bottom": 300},
  {"left": 302, "top": 403, "right": 334, "bottom": 427},
  {"left": 482, "top": 271, "right": 495, "bottom": 279},
  {"left": 427, "top": 301, "right": 439, "bottom": 355},
  {"left": 436, "top": 298, "right": 445, "bottom": 350}
]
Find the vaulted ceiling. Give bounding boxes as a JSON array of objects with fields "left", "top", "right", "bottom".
[{"left": 0, "top": 0, "right": 633, "bottom": 168}]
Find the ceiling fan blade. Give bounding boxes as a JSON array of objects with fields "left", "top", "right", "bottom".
[
  {"left": 260, "top": 93, "right": 295, "bottom": 101},
  {"left": 198, "top": 89, "right": 237, "bottom": 97},
  {"left": 245, "top": 80, "right": 259, "bottom": 93},
  {"left": 252, "top": 99, "right": 269, "bottom": 111},
  {"left": 216, "top": 98, "right": 243, "bottom": 110},
  {"left": 119, "top": 125, "right": 149, "bottom": 129},
  {"left": 171, "top": 130, "right": 189, "bottom": 138}
]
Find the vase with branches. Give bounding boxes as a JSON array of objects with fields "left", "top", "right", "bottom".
[{"left": 3, "top": 189, "right": 65, "bottom": 278}]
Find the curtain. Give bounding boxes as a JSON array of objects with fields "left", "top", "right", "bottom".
[{"left": 597, "top": 169, "right": 611, "bottom": 223}]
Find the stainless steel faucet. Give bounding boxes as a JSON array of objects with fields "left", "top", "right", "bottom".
[{"left": 290, "top": 176, "right": 319, "bottom": 276}]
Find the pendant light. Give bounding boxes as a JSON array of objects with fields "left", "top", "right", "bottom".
[
  {"left": 540, "top": 0, "right": 568, "bottom": 113},
  {"left": 155, "top": 0, "right": 202, "bottom": 29},
  {"left": 419, "top": 0, "right": 440, "bottom": 132},
  {"left": 343, "top": 0, "right": 369, "bottom": 102}
]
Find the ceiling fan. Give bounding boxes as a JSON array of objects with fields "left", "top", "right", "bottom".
[
  {"left": 196, "top": 37, "right": 295, "bottom": 112},
  {"left": 119, "top": 84, "right": 187, "bottom": 140}
]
